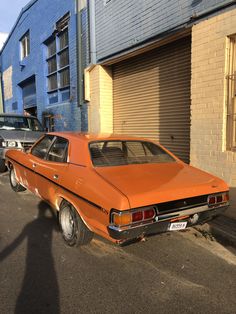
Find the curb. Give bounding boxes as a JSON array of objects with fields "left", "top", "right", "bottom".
[{"left": 195, "top": 216, "right": 236, "bottom": 249}]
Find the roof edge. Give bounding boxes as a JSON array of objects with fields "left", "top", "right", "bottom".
[{"left": 0, "top": 0, "right": 38, "bottom": 55}]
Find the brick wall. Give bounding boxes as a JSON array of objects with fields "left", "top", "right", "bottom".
[
  {"left": 191, "top": 8, "right": 236, "bottom": 213},
  {"left": 88, "top": 65, "right": 113, "bottom": 133},
  {"left": 0, "top": 0, "right": 83, "bottom": 131},
  {"left": 95, "top": 0, "right": 232, "bottom": 61}
]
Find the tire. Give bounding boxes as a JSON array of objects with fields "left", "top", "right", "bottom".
[
  {"left": 59, "top": 201, "right": 93, "bottom": 246},
  {"left": 0, "top": 159, "right": 6, "bottom": 173},
  {"left": 9, "top": 166, "right": 26, "bottom": 192}
]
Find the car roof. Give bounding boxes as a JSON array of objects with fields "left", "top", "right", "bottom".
[{"left": 47, "top": 132, "right": 154, "bottom": 143}]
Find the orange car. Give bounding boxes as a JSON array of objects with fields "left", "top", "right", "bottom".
[{"left": 5, "top": 133, "right": 229, "bottom": 246}]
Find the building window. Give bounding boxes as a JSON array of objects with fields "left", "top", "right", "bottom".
[
  {"left": 46, "top": 13, "right": 70, "bottom": 104},
  {"left": 20, "top": 76, "right": 37, "bottom": 109},
  {"left": 20, "top": 31, "right": 30, "bottom": 60},
  {"left": 226, "top": 36, "right": 236, "bottom": 151}
]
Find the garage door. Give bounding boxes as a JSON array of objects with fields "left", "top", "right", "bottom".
[{"left": 113, "top": 37, "right": 191, "bottom": 163}]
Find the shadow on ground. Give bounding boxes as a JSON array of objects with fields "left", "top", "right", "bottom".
[{"left": 0, "top": 201, "right": 60, "bottom": 314}]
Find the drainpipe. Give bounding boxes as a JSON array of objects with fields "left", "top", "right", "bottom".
[
  {"left": 191, "top": 0, "right": 236, "bottom": 20},
  {"left": 76, "top": 0, "right": 83, "bottom": 106},
  {"left": 0, "top": 72, "right": 3, "bottom": 113},
  {"left": 89, "top": 0, "right": 97, "bottom": 64}
]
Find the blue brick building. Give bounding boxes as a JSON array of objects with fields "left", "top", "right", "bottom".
[{"left": 0, "top": 0, "right": 88, "bottom": 131}]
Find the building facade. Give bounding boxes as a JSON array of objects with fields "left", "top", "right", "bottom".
[
  {"left": 0, "top": 0, "right": 87, "bottom": 131},
  {"left": 1, "top": 0, "right": 236, "bottom": 211},
  {"left": 191, "top": 9, "right": 236, "bottom": 210}
]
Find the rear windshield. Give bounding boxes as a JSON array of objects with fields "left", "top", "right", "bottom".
[{"left": 89, "top": 140, "right": 175, "bottom": 167}]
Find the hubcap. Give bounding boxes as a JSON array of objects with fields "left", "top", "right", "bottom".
[
  {"left": 61, "top": 207, "right": 74, "bottom": 240},
  {"left": 10, "top": 168, "right": 17, "bottom": 187}
]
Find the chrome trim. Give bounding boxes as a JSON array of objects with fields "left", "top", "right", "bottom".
[
  {"left": 157, "top": 204, "right": 209, "bottom": 222},
  {"left": 109, "top": 219, "right": 155, "bottom": 233},
  {"left": 110, "top": 203, "right": 230, "bottom": 232},
  {"left": 111, "top": 206, "right": 156, "bottom": 227},
  {"left": 207, "top": 192, "right": 229, "bottom": 207}
]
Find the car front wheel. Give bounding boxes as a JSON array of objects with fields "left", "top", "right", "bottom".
[
  {"left": 59, "top": 201, "right": 93, "bottom": 246},
  {"left": 9, "top": 166, "right": 26, "bottom": 192}
]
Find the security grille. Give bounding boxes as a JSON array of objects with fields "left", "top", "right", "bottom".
[
  {"left": 226, "top": 36, "right": 236, "bottom": 151},
  {"left": 113, "top": 37, "right": 191, "bottom": 163}
]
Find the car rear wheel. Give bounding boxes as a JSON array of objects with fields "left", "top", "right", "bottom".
[
  {"left": 0, "top": 159, "right": 6, "bottom": 173},
  {"left": 59, "top": 201, "right": 93, "bottom": 246},
  {"left": 9, "top": 166, "right": 26, "bottom": 192}
]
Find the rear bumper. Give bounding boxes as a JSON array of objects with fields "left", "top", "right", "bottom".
[{"left": 107, "top": 205, "right": 229, "bottom": 241}]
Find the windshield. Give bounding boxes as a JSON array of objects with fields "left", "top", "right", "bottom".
[
  {"left": 89, "top": 140, "right": 175, "bottom": 167},
  {"left": 0, "top": 116, "right": 44, "bottom": 131}
]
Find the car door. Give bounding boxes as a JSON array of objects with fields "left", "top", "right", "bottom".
[
  {"left": 19, "top": 134, "right": 55, "bottom": 193},
  {"left": 33, "top": 136, "right": 69, "bottom": 206}
]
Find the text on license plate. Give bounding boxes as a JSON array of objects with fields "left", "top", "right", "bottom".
[{"left": 169, "top": 221, "right": 187, "bottom": 231}]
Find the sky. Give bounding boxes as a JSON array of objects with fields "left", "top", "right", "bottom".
[
  {"left": 0, "top": 0, "right": 31, "bottom": 34},
  {"left": 0, "top": 33, "right": 8, "bottom": 49}
]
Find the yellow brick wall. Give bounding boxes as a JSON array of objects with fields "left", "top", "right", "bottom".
[
  {"left": 87, "top": 65, "right": 113, "bottom": 133},
  {"left": 191, "top": 8, "right": 236, "bottom": 213}
]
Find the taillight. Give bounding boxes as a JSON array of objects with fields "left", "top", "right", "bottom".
[
  {"left": 208, "top": 192, "right": 229, "bottom": 207},
  {"left": 113, "top": 213, "right": 132, "bottom": 226},
  {"left": 132, "top": 211, "right": 143, "bottom": 222},
  {"left": 144, "top": 208, "right": 155, "bottom": 220},
  {"left": 112, "top": 207, "right": 156, "bottom": 227}
]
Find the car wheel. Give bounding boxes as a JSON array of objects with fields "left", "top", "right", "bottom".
[
  {"left": 59, "top": 201, "right": 93, "bottom": 246},
  {"left": 9, "top": 166, "right": 26, "bottom": 192},
  {"left": 0, "top": 159, "right": 6, "bottom": 173}
]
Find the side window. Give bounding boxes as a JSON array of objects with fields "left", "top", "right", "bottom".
[
  {"left": 106, "top": 141, "right": 122, "bottom": 150},
  {"left": 31, "top": 135, "right": 54, "bottom": 159},
  {"left": 47, "top": 137, "right": 68, "bottom": 163},
  {"left": 126, "top": 142, "right": 146, "bottom": 157}
]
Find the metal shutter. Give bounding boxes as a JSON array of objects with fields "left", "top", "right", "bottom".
[{"left": 113, "top": 37, "right": 191, "bottom": 163}]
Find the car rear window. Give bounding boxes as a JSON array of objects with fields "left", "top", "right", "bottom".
[{"left": 89, "top": 140, "right": 175, "bottom": 167}]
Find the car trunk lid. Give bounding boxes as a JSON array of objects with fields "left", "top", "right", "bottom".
[{"left": 95, "top": 162, "right": 228, "bottom": 209}]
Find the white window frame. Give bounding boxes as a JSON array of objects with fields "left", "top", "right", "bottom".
[{"left": 20, "top": 31, "right": 30, "bottom": 60}]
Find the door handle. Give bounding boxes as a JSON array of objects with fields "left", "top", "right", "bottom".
[
  {"left": 32, "top": 163, "right": 36, "bottom": 168},
  {"left": 53, "top": 174, "right": 59, "bottom": 180}
]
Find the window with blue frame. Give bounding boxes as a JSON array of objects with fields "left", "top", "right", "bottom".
[{"left": 46, "top": 13, "right": 70, "bottom": 105}]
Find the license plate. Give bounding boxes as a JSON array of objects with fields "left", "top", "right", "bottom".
[{"left": 169, "top": 221, "right": 187, "bottom": 231}]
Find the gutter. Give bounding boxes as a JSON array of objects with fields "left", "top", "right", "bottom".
[
  {"left": 88, "top": 0, "right": 97, "bottom": 65},
  {"left": 191, "top": 0, "right": 236, "bottom": 20},
  {"left": 76, "top": 0, "right": 83, "bottom": 107},
  {"left": 76, "top": 0, "right": 97, "bottom": 106},
  {"left": 0, "top": 72, "right": 3, "bottom": 113}
]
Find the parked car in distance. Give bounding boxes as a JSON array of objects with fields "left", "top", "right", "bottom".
[
  {"left": 5, "top": 133, "right": 229, "bottom": 246},
  {"left": 0, "top": 113, "right": 44, "bottom": 172}
]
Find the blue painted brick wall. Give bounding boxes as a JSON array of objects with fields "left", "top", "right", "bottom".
[
  {"left": 0, "top": 0, "right": 84, "bottom": 132},
  {"left": 94, "top": 0, "right": 235, "bottom": 61}
]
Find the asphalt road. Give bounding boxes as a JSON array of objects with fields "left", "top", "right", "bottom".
[{"left": 0, "top": 172, "right": 236, "bottom": 314}]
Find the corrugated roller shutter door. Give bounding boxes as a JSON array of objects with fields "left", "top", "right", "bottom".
[{"left": 113, "top": 37, "right": 191, "bottom": 163}]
